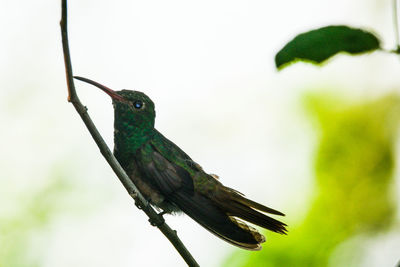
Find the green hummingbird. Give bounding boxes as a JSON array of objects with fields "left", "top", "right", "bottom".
[{"left": 74, "top": 76, "right": 287, "bottom": 250}]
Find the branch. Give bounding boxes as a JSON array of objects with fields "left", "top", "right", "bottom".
[
  {"left": 394, "top": 0, "right": 400, "bottom": 53},
  {"left": 60, "top": 1, "right": 199, "bottom": 266}
]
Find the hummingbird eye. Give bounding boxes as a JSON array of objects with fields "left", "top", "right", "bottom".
[{"left": 133, "top": 100, "right": 144, "bottom": 109}]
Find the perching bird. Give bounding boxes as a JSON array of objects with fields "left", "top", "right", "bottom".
[{"left": 75, "top": 76, "right": 287, "bottom": 250}]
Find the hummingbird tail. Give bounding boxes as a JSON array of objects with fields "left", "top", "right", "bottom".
[
  {"left": 171, "top": 192, "right": 266, "bottom": 250},
  {"left": 220, "top": 187, "right": 287, "bottom": 235},
  {"left": 228, "top": 188, "right": 285, "bottom": 216}
]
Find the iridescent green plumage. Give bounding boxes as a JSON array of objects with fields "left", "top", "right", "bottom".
[{"left": 75, "top": 76, "right": 287, "bottom": 250}]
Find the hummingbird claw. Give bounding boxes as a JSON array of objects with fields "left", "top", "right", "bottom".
[
  {"left": 148, "top": 216, "right": 165, "bottom": 227},
  {"left": 158, "top": 210, "right": 168, "bottom": 216},
  {"left": 133, "top": 198, "right": 143, "bottom": 210}
]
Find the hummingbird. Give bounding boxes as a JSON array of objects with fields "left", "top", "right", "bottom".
[{"left": 74, "top": 76, "right": 287, "bottom": 250}]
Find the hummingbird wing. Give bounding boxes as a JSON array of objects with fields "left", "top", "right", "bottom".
[
  {"left": 135, "top": 130, "right": 286, "bottom": 250},
  {"left": 136, "top": 143, "right": 265, "bottom": 250},
  {"left": 136, "top": 142, "right": 194, "bottom": 195}
]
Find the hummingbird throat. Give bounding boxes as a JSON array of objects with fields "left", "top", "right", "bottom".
[{"left": 113, "top": 101, "right": 155, "bottom": 166}]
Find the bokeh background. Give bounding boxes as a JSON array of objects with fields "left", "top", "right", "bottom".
[{"left": 1, "top": 0, "right": 400, "bottom": 266}]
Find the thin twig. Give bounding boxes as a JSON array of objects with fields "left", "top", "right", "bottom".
[
  {"left": 59, "top": 1, "right": 199, "bottom": 266},
  {"left": 393, "top": 0, "right": 400, "bottom": 53}
]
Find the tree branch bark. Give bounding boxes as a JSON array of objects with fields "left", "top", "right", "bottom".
[
  {"left": 59, "top": 1, "right": 199, "bottom": 266},
  {"left": 393, "top": 0, "right": 400, "bottom": 52}
]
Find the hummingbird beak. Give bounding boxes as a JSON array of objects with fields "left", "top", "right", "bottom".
[{"left": 74, "top": 76, "right": 126, "bottom": 102}]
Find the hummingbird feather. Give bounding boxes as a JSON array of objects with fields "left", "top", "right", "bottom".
[
  {"left": 169, "top": 190, "right": 265, "bottom": 250},
  {"left": 225, "top": 188, "right": 285, "bottom": 216}
]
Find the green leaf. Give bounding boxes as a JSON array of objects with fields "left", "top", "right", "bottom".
[{"left": 275, "top": 25, "right": 381, "bottom": 69}]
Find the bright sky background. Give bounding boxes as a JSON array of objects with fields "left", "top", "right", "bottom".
[{"left": 1, "top": 0, "right": 400, "bottom": 266}]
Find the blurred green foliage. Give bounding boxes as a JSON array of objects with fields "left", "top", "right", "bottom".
[
  {"left": 0, "top": 174, "right": 72, "bottom": 267},
  {"left": 224, "top": 93, "right": 400, "bottom": 267}
]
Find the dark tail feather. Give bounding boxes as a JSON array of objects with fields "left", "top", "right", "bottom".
[
  {"left": 170, "top": 192, "right": 266, "bottom": 250},
  {"left": 226, "top": 187, "right": 285, "bottom": 216},
  {"left": 226, "top": 201, "right": 287, "bottom": 234},
  {"left": 235, "top": 195, "right": 285, "bottom": 216},
  {"left": 221, "top": 187, "right": 287, "bottom": 235}
]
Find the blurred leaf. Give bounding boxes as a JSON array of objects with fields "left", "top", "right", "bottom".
[
  {"left": 0, "top": 174, "right": 72, "bottom": 267},
  {"left": 275, "top": 25, "right": 381, "bottom": 69},
  {"left": 224, "top": 93, "right": 400, "bottom": 267}
]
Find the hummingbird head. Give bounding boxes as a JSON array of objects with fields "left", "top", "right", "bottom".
[
  {"left": 74, "top": 76, "right": 156, "bottom": 133},
  {"left": 112, "top": 89, "right": 156, "bottom": 130}
]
